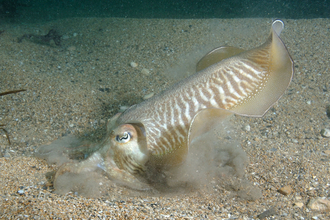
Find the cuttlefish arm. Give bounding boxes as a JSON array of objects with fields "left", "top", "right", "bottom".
[
  {"left": 53, "top": 113, "right": 152, "bottom": 190},
  {"left": 54, "top": 151, "right": 151, "bottom": 190}
]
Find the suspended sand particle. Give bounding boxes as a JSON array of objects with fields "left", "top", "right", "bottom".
[
  {"left": 130, "top": 62, "right": 138, "bottom": 68},
  {"left": 141, "top": 68, "right": 150, "bottom": 76},
  {"left": 143, "top": 92, "right": 154, "bottom": 100}
]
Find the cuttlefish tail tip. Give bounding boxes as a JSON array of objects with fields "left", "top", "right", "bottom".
[{"left": 272, "top": 20, "right": 284, "bottom": 36}]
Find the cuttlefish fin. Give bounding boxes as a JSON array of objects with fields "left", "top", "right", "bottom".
[
  {"left": 196, "top": 46, "right": 245, "bottom": 72},
  {"left": 231, "top": 20, "right": 294, "bottom": 116}
]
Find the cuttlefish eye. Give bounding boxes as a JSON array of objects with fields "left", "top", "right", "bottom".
[{"left": 115, "top": 132, "right": 131, "bottom": 143}]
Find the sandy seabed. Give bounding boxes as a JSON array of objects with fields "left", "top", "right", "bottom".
[{"left": 0, "top": 17, "right": 330, "bottom": 219}]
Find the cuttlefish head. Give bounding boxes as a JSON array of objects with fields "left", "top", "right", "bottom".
[{"left": 107, "top": 122, "right": 149, "bottom": 175}]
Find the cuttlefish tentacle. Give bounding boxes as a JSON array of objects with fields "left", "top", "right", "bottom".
[{"left": 45, "top": 20, "right": 293, "bottom": 190}]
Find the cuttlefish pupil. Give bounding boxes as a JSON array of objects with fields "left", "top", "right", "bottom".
[
  {"left": 37, "top": 20, "right": 293, "bottom": 191},
  {"left": 116, "top": 131, "right": 131, "bottom": 143}
]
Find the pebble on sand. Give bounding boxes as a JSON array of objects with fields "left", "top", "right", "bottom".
[
  {"left": 119, "top": 106, "right": 130, "bottom": 112},
  {"left": 243, "top": 124, "right": 251, "bottom": 131},
  {"left": 323, "top": 150, "right": 330, "bottom": 156},
  {"left": 326, "top": 105, "right": 330, "bottom": 118},
  {"left": 141, "top": 68, "right": 151, "bottom": 76},
  {"left": 143, "top": 92, "right": 154, "bottom": 100},
  {"left": 307, "top": 198, "right": 330, "bottom": 212},
  {"left": 294, "top": 202, "right": 304, "bottom": 208},
  {"left": 130, "top": 62, "right": 138, "bottom": 68},
  {"left": 278, "top": 185, "right": 292, "bottom": 196},
  {"left": 67, "top": 46, "right": 76, "bottom": 52},
  {"left": 320, "top": 128, "right": 330, "bottom": 138}
]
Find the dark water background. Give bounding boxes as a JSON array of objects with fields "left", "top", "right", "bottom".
[{"left": 0, "top": 0, "right": 329, "bottom": 22}]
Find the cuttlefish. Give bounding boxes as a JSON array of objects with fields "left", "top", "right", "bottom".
[{"left": 36, "top": 20, "right": 293, "bottom": 190}]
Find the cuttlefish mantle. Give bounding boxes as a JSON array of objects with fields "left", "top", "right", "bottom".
[{"left": 36, "top": 20, "right": 293, "bottom": 191}]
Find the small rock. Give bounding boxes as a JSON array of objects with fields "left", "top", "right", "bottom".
[
  {"left": 67, "top": 46, "right": 76, "bottom": 52},
  {"left": 243, "top": 124, "right": 251, "bottom": 131},
  {"left": 278, "top": 185, "right": 292, "bottom": 196},
  {"left": 257, "top": 207, "right": 277, "bottom": 219},
  {"left": 307, "top": 197, "right": 330, "bottom": 212},
  {"left": 130, "top": 62, "right": 138, "bottom": 68},
  {"left": 141, "top": 68, "right": 150, "bottom": 76},
  {"left": 3, "top": 150, "right": 11, "bottom": 158},
  {"left": 326, "top": 105, "right": 330, "bottom": 118},
  {"left": 17, "top": 190, "right": 24, "bottom": 195},
  {"left": 143, "top": 92, "right": 154, "bottom": 100},
  {"left": 320, "top": 128, "right": 330, "bottom": 138},
  {"left": 291, "top": 139, "right": 298, "bottom": 143},
  {"left": 62, "top": 35, "right": 70, "bottom": 40},
  {"left": 323, "top": 150, "right": 330, "bottom": 156},
  {"left": 294, "top": 202, "right": 304, "bottom": 208},
  {"left": 119, "top": 106, "right": 130, "bottom": 112}
]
